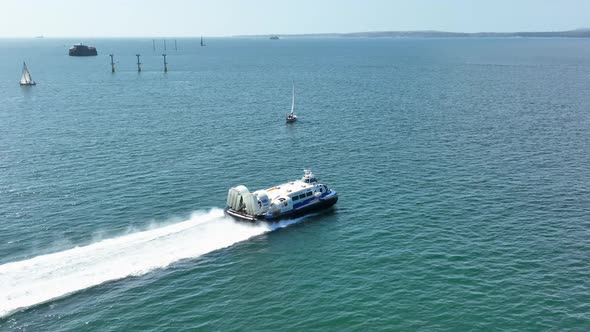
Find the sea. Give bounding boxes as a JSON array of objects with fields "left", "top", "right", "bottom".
[{"left": 0, "top": 37, "right": 589, "bottom": 331}]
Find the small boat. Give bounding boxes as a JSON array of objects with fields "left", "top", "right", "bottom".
[
  {"left": 200, "top": 36, "right": 206, "bottom": 47},
  {"left": 69, "top": 44, "right": 97, "bottom": 56},
  {"left": 286, "top": 84, "right": 297, "bottom": 123},
  {"left": 19, "top": 62, "right": 36, "bottom": 86},
  {"left": 270, "top": 35, "right": 279, "bottom": 40},
  {"left": 224, "top": 170, "right": 338, "bottom": 222}
]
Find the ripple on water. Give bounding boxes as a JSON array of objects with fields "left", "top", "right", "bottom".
[{"left": 1, "top": 38, "right": 590, "bottom": 331}]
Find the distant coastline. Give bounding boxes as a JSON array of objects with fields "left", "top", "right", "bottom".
[{"left": 236, "top": 28, "right": 590, "bottom": 38}]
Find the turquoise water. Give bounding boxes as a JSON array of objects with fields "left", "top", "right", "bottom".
[{"left": 1, "top": 37, "right": 589, "bottom": 331}]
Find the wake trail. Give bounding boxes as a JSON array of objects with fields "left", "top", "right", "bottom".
[{"left": 0, "top": 208, "right": 306, "bottom": 318}]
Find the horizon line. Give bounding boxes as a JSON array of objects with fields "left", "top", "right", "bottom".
[{"left": 1, "top": 28, "right": 588, "bottom": 39}]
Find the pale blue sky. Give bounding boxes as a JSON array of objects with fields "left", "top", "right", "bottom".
[{"left": 1, "top": 0, "right": 588, "bottom": 37}]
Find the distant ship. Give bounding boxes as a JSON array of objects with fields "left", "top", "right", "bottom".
[
  {"left": 201, "top": 36, "right": 206, "bottom": 46},
  {"left": 19, "top": 62, "right": 36, "bottom": 86},
  {"left": 270, "top": 35, "right": 279, "bottom": 40},
  {"left": 69, "top": 44, "right": 97, "bottom": 56}
]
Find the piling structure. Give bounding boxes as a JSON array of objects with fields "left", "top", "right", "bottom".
[
  {"left": 136, "top": 54, "right": 141, "bottom": 72},
  {"left": 109, "top": 54, "right": 115, "bottom": 73}
]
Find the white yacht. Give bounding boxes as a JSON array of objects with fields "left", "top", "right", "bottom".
[
  {"left": 286, "top": 83, "right": 297, "bottom": 123},
  {"left": 224, "top": 170, "right": 338, "bottom": 222}
]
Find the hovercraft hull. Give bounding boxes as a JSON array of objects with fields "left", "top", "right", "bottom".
[{"left": 224, "top": 193, "right": 338, "bottom": 222}]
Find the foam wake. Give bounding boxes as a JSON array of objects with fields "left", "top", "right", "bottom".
[{"left": 0, "top": 208, "right": 305, "bottom": 318}]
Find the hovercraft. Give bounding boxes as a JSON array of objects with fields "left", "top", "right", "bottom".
[{"left": 224, "top": 170, "right": 338, "bottom": 222}]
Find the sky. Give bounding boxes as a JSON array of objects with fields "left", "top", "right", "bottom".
[{"left": 1, "top": 0, "right": 589, "bottom": 37}]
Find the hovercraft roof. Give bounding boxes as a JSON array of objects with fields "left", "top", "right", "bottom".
[{"left": 264, "top": 170, "right": 321, "bottom": 198}]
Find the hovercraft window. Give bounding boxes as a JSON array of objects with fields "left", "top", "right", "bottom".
[
  {"left": 299, "top": 194, "right": 306, "bottom": 199},
  {"left": 292, "top": 196, "right": 299, "bottom": 201},
  {"left": 306, "top": 192, "right": 313, "bottom": 197}
]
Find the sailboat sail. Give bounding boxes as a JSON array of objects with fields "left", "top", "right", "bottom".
[
  {"left": 286, "top": 83, "right": 297, "bottom": 122},
  {"left": 290, "top": 84, "right": 295, "bottom": 115},
  {"left": 20, "top": 62, "right": 35, "bottom": 85}
]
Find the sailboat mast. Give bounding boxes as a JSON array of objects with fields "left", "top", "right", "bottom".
[
  {"left": 26, "top": 64, "right": 32, "bottom": 82},
  {"left": 23, "top": 62, "right": 30, "bottom": 82},
  {"left": 291, "top": 84, "right": 295, "bottom": 115}
]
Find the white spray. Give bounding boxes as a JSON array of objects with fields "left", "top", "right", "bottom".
[{"left": 0, "top": 208, "right": 308, "bottom": 318}]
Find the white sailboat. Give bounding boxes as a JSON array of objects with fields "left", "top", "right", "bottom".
[
  {"left": 19, "top": 62, "right": 36, "bottom": 86},
  {"left": 286, "top": 83, "right": 297, "bottom": 123}
]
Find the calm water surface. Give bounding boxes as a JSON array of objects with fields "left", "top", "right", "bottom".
[{"left": 0, "top": 37, "right": 589, "bottom": 331}]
